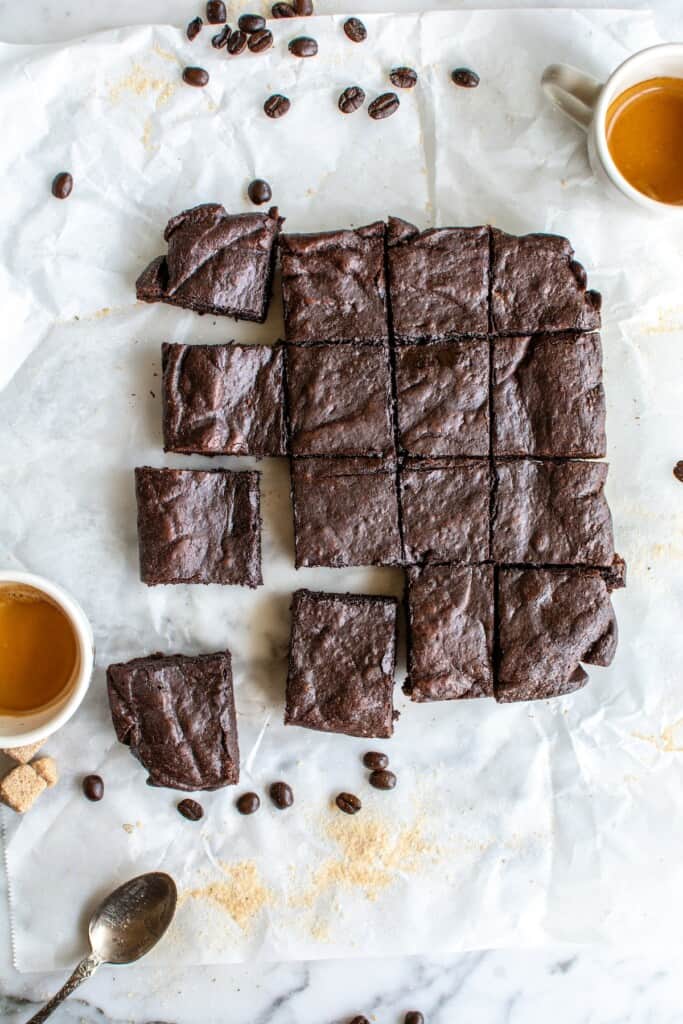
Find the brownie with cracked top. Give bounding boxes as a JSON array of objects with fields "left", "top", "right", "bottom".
[
  {"left": 285, "top": 589, "right": 398, "bottom": 737},
  {"left": 107, "top": 650, "right": 239, "bottom": 790},
  {"left": 400, "top": 458, "right": 490, "bottom": 564},
  {"left": 162, "top": 342, "right": 286, "bottom": 457},
  {"left": 135, "top": 466, "right": 262, "bottom": 587}
]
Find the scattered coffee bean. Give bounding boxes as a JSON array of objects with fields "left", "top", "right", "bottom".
[
  {"left": 343, "top": 16, "right": 367, "bottom": 43},
  {"left": 272, "top": 2, "right": 296, "bottom": 16},
  {"left": 674, "top": 461, "right": 683, "bottom": 482},
  {"left": 177, "top": 798, "right": 204, "bottom": 821},
  {"left": 451, "top": 67, "right": 480, "bottom": 88},
  {"left": 288, "top": 36, "right": 318, "bottom": 58},
  {"left": 295, "top": 0, "right": 314, "bottom": 13},
  {"left": 269, "top": 781, "right": 294, "bottom": 809},
  {"left": 336, "top": 792, "right": 361, "bottom": 815},
  {"left": 338, "top": 85, "right": 365, "bottom": 114},
  {"left": 264, "top": 93, "right": 291, "bottom": 118},
  {"left": 248, "top": 28, "right": 274, "bottom": 53},
  {"left": 404, "top": 1014, "right": 425, "bottom": 1024},
  {"left": 368, "top": 92, "right": 400, "bottom": 119},
  {"left": 227, "top": 29, "right": 248, "bottom": 54},
  {"left": 239, "top": 13, "right": 265, "bottom": 33},
  {"left": 350, "top": 1018, "right": 370, "bottom": 1024},
  {"left": 237, "top": 792, "right": 260, "bottom": 815},
  {"left": 51, "top": 171, "right": 73, "bottom": 200},
  {"left": 363, "top": 751, "right": 389, "bottom": 770},
  {"left": 248, "top": 178, "right": 273, "bottom": 204},
  {"left": 206, "top": 0, "right": 227, "bottom": 24},
  {"left": 186, "top": 16, "right": 203, "bottom": 41},
  {"left": 390, "top": 66, "right": 418, "bottom": 89},
  {"left": 369, "top": 769, "right": 397, "bottom": 790},
  {"left": 211, "top": 25, "right": 231, "bottom": 48},
  {"left": 182, "top": 66, "right": 210, "bottom": 87},
  {"left": 83, "top": 774, "right": 104, "bottom": 801}
]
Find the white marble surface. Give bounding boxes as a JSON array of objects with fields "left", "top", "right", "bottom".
[{"left": 1, "top": 1, "right": 683, "bottom": 1022}]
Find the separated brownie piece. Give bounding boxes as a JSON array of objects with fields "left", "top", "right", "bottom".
[
  {"left": 492, "top": 459, "right": 614, "bottom": 567},
  {"left": 285, "top": 589, "right": 398, "bottom": 738},
  {"left": 490, "top": 229, "right": 601, "bottom": 334},
  {"left": 135, "top": 467, "right": 262, "bottom": 586},
  {"left": 493, "top": 332, "right": 606, "bottom": 458},
  {"left": 162, "top": 342, "right": 286, "bottom": 457},
  {"left": 405, "top": 564, "right": 494, "bottom": 701},
  {"left": 387, "top": 217, "right": 490, "bottom": 340},
  {"left": 280, "top": 222, "right": 389, "bottom": 343},
  {"left": 136, "top": 204, "right": 281, "bottom": 321},
  {"left": 400, "top": 458, "right": 490, "bottom": 564},
  {"left": 285, "top": 343, "right": 394, "bottom": 456},
  {"left": 107, "top": 651, "right": 239, "bottom": 789},
  {"left": 290, "top": 457, "right": 401, "bottom": 567},
  {"left": 395, "top": 341, "right": 489, "bottom": 457},
  {"left": 496, "top": 568, "right": 617, "bottom": 703}
]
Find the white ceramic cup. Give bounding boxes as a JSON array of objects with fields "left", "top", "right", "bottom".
[
  {"left": 0, "top": 571, "right": 94, "bottom": 748},
  {"left": 542, "top": 43, "right": 683, "bottom": 213}
]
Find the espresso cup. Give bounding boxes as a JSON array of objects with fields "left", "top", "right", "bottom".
[
  {"left": 542, "top": 43, "right": 683, "bottom": 213},
  {"left": 0, "top": 571, "right": 94, "bottom": 749}
]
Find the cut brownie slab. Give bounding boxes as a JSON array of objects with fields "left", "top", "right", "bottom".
[
  {"left": 285, "top": 343, "right": 394, "bottom": 456},
  {"left": 490, "top": 229, "right": 601, "bottom": 334},
  {"left": 395, "top": 341, "right": 489, "bottom": 457},
  {"left": 290, "top": 457, "right": 401, "bottom": 567},
  {"left": 135, "top": 467, "right": 262, "bottom": 587},
  {"left": 405, "top": 564, "right": 494, "bottom": 701},
  {"left": 107, "top": 651, "right": 239, "bottom": 789},
  {"left": 136, "top": 204, "right": 281, "bottom": 321},
  {"left": 285, "top": 589, "right": 398, "bottom": 738},
  {"left": 492, "top": 459, "right": 615, "bottom": 567},
  {"left": 162, "top": 342, "right": 286, "bottom": 457},
  {"left": 280, "top": 222, "right": 389, "bottom": 343},
  {"left": 400, "top": 458, "right": 490, "bottom": 564},
  {"left": 496, "top": 568, "right": 617, "bottom": 703},
  {"left": 493, "top": 332, "right": 606, "bottom": 458},
  {"left": 387, "top": 217, "right": 490, "bottom": 340}
]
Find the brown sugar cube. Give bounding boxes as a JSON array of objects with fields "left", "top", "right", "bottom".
[
  {"left": 0, "top": 764, "right": 47, "bottom": 813},
  {"left": 2, "top": 740, "right": 44, "bottom": 764},
  {"left": 32, "top": 756, "right": 58, "bottom": 788}
]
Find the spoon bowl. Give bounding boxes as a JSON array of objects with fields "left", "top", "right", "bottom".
[{"left": 90, "top": 872, "right": 177, "bottom": 964}]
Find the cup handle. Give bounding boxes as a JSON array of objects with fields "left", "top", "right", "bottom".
[{"left": 541, "top": 63, "right": 603, "bottom": 132}]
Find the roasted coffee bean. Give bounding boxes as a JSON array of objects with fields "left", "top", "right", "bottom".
[
  {"left": 227, "top": 29, "right": 248, "bottom": 54},
  {"left": 272, "top": 2, "right": 296, "bottom": 16},
  {"left": 390, "top": 66, "right": 418, "bottom": 89},
  {"left": 83, "top": 774, "right": 104, "bottom": 801},
  {"left": 269, "top": 781, "right": 294, "bottom": 809},
  {"left": 336, "top": 792, "right": 361, "bottom": 815},
  {"left": 239, "top": 13, "right": 266, "bottom": 33},
  {"left": 674, "top": 460, "right": 683, "bottom": 482},
  {"left": 404, "top": 1014, "right": 425, "bottom": 1024},
  {"left": 211, "top": 25, "right": 231, "bottom": 48},
  {"left": 248, "top": 28, "right": 274, "bottom": 52},
  {"left": 451, "top": 67, "right": 480, "bottom": 88},
  {"left": 182, "top": 66, "right": 210, "bottom": 87},
  {"left": 186, "top": 16, "right": 203, "bottom": 41},
  {"left": 343, "top": 16, "right": 367, "bottom": 43},
  {"left": 288, "top": 36, "right": 318, "bottom": 57},
  {"left": 363, "top": 750, "right": 389, "bottom": 770},
  {"left": 338, "top": 85, "right": 365, "bottom": 114},
  {"left": 177, "top": 798, "right": 204, "bottom": 821},
  {"left": 350, "top": 1018, "right": 370, "bottom": 1024},
  {"left": 206, "top": 0, "right": 227, "bottom": 23},
  {"left": 264, "top": 93, "right": 291, "bottom": 118},
  {"left": 51, "top": 171, "right": 73, "bottom": 199},
  {"left": 295, "top": 0, "right": 314, "bottom": 13},
  {"left": 369, "top": 769, "right": 397, "bottom": 790},
  {"left": 248, "top": 178, "right": 272, "bottom": 204},
  {"left": 368, "top": 92, "right": 399, "bottom": 119},
  {"left": 237, "top": 792, "right": 260, "bottom": 815}
]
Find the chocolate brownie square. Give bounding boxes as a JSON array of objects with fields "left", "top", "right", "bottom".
[
  {"left": 395, "top": 342, "right": 489, "bottom": 457},
  {"left": 405, "top": 564, "right": 494, "bottom": 701},
  {"left": 279, "top": 222, "right": 389, "bottom": 343},
  {"left": 136, "top": 204, "right": 281, "bottom": 321},
  {"left": 290, "top": 457, "right": 401, "bottom": 567},
  {"left": 400, "top": 458, "right": 490, "bottom": 564},
  {"left": 492, "top": 459, "right": 614, "bottom": 567},
  {"left": 285, "top": 589, "right": 398, "bottom": 738},
  {"left": 135, "top": 467, "right": 262, "bottom": 587},
  {"left": 162, "top": 342, "right": 286, "bottom": 457},
  {"left": 496, "top": 568, "right": 617, "bottom": 703},
  {"left": 490, "top": 229, "right": 601, "bottom": 334},
  {"left": 107, "top": 650, "right": 239, "bottom": 790},
  {"left": 285, "top": 343, "right": 394, "bottom": 456},
  {"left": 387, "top": 217, "right": 490, "bottom": 340},
  {"left": 493, "top": 332, "right": 606, "bottom": 457}
]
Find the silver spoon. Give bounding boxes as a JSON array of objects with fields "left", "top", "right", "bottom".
[{"left": 26, "top": 871, "right": 177, "bottom": 1024}]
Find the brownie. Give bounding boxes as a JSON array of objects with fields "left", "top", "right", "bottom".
[
  {"left": 400, "top": 458, "right": 490, "bottom": 564},
  {"left": 387, "top": 217, "right": 490, "bottom": 340},
  {"left": 290, "top": 457, "right": 401, "bottom": 567},
  {"left": 135, "top": 467, "right": 262, "bottom": 586},
  {"left": 162, "top": 342, "right": 286, "bottom": 457},
  {"left": 490, "top": 229, "right": 601, "bottom": 334},
  {"left": 136, "top": 204, "right": 281, "bottom": 321},
  {"left": 496, "top": 568, "right": 617, "bottom": 703},
  {"left": 285, "top": 343, "right": 394, "bottom": 456},
  {"left": 285, "top": 589, "right": 398, "bottom": 738},
  {"left": 493, "top": 332, "right": 606, "bottom": 458},
  {"left": 279, "top": 222, "right": 389, "bottom": 343},
  {"left": 405, "top": 564, "right": 494, "bottom": 701},
  {"left": 492, "top": 459, "right": 615, "bottom": 567},
  {"left": 395, "top": 342, "right": 489, "bottom": 457},
  {"left": 107, "top": 651, "right": 239, "bottom": 790}
]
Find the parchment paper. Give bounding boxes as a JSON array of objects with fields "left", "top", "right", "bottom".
[{"left": 1, "top": 9, "right": 682, "bottom": 971}]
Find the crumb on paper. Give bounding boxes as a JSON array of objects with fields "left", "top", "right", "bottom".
[
  {"left": 122, "top": 822, "right": 135, "bottom": 834},
  {"left": 640, "top": 307, "right": 683, "bottom": 335},
  {"left": 108, "top": 63, "right": 176, "bottom": 108},
  {"left": 184, "top": 861, "right": 272, "bottom": 932},
  {"left": 141, "top": 117, "right": 155, "bottom": 151},
  {"left": 632, "top": 718, "right": 683, "bottom": 753},
  {"left": 152, "top": 44, "right": 180, "bottom": 65},
  {"left": 2, "top": 740, "right": 44, "bottom": 765},
  {"left": 0, "top": 764, "right": 47, "bottom": 813}
]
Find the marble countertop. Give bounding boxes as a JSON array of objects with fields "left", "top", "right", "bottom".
[{"left": 1, "top": 1, "right": 682, "bottom": 1021}]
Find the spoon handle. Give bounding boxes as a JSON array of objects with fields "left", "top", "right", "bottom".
[{"left": 25, "top": 951, "right": 103, "bottom": 1024}]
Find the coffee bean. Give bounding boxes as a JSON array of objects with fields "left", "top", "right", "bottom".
[
  {"left": 186, "top": 16, "right": 203, "bottom": 41},
  {"left": 264, "top": 93, "right": 291, "bottom": 118},
  {"left": 182, "top": 66, "right": 210, "bottom": 87},
  {"left": 363, "top": 751, "right": 388, "bottom": 770},
  {"left": 350, "top": 1018, "right": 370, "bottom": 1024},
  {"left": 239, "top": 13, "right": 265, "bottom": 33},
  {"left": 288, "top": 36, "right": 318, "bottom": 57},
  {"left": 211, "top": 25, "right": 230, "bottom": 48},
  {"left": 206, "top": 0, "right": 227, "bottom": 23},
  {"left": 83, "top": 774, "right": 103, "bottom": 801},
  {"left": 237, "top": 792, "right": 260, "bottom": 815},
  {"left": 227, "top": 29, "right": 248, "bottom": 54},
  {"left": 369, "top": 769, "right": 397, "bottom": 790},
  {"left": 390, "top": 66, "right": 418, "bottom": 89},
  {"left": 295, "top": 0, "right": 313, "bottom": 13},
  {"left": 368, "top": 92, "right": 399, "bottom": 119},
  {"left": 674, "top": 461, "right": 683, "bottom": 483},
  {"left": 248, "top": 28, "right": 273, "bottom": 53},
  {"left": 248, "top": 178, "right": 273, "bottom": 204},
  {"left": 269, "top": 781, "right": 294, "bottom": 809},
  {"left": 338, "top": 86, "right": 365, "bottom": 114},
  {"left": 404, "top": 1013, "right": 425, "bottom": 1024},
  {"left": 272, "top": 2, "right": 296, "bottom": 16},
  {"left": 336, "top": 792, "right": 361, "bottom": 815},
  {"left": 343, "top": 17, "right": 367, "bottom": 43},
  {"left": 451, "top": 67, "right": 480, "bottom": 88},
  {"left": 177, "top": 798, "right": 204, "bottom": 821},
  {"left": 51, "top": 172, "right": 73, "bottom": 200}
]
